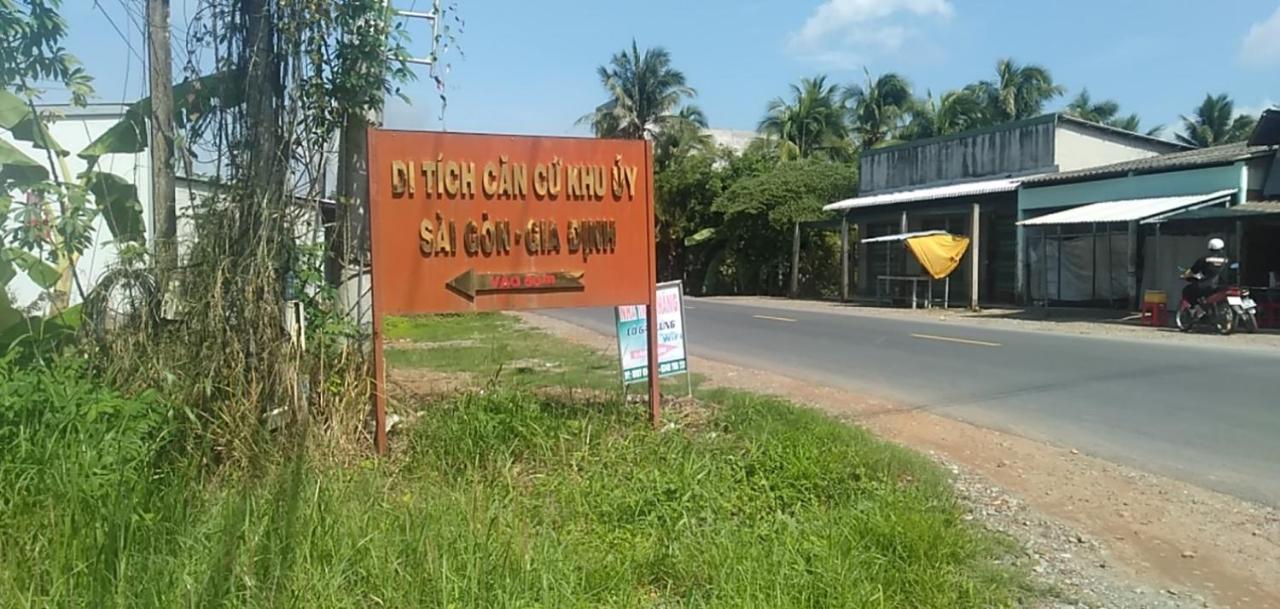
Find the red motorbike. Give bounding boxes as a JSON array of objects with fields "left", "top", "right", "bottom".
[
  {"left": 1175, "top": 263, "right": 1260, "bottom": 335},
  {"left": 1175, "top": 268, "right": 1235, "bottom": 335}
]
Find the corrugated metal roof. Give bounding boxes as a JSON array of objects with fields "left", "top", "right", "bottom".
[
  {"left": 1018, "top": 190, "right": 1237, "bottom": 226},
  {"left": 1141, "top": 200, "right": 1280, "bottom": 223},
  {"left": 1024, "top": 143, "right": 1275, "bottom": 186},
  {"left": 860, "top": 230, "right": 947, "bottom": 243},
  {"left": 824, "top": 177, "right": 1025, "bottom": 212}
]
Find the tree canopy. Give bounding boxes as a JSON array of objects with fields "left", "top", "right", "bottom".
[
  {"left": 579, "top": 40, "right": 697, "bottom": 140},
  {"left": 1177, "top": 93, "right": 1258, "bottom": 147}
]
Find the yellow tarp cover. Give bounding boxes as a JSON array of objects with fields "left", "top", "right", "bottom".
[{"left": 905, "top": 234, "right": 970, "bottom": 279}]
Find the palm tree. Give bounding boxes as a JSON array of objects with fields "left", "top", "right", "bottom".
[
  {"left": 1065, "top": 89, "right": 1120, "bottom": 124},
  {"left": 902, "top": 85, "right": 990, "bottom": 140},
  {"left": 578, "top": 40, "right": 696, "bottom": 140},
  {"left": 757, "top": 75, "right": 847, "bottom": 160},
  {"left": 1064, "top": 89, "right": 1163, "bottom": 135},
  {"left": 654, "top": 104, "right": 713, "bottom": 168},
  {"left": 980, "top": 58, "right": 1065, "bottom": 122},
  {"left": 844, "top": 70, "right": 913, "bottom": 149},
  {"left": 1176, "top": 93, "right": 1258, "bottom": 148}
]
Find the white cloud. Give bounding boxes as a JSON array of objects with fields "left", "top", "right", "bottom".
[
  {"left": 787, "top": 0, "right": 952, "bottom": 68},
  {"left": 1241, "top": 5, "right": 1280, "bottom": 67}
]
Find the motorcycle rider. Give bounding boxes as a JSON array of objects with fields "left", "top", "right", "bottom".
[{"left": 1181, "top": 237, "right": 1229, "bottom": 315}]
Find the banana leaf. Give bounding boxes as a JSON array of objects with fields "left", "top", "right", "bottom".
[
  {"left": 85, "top": 171, "right": 146, "bottom": 244},
  {"left": 79, "top": 70, "right": 244, "bottom": 163},
  {"left": 6, "top": 248, "right": 60, "bottom": 289},
  {"left": 0, "top": 89, "right": 67, "bottom": 155},
  {"left": 0, "top": 138, "right": 48, "bottom": 182}
]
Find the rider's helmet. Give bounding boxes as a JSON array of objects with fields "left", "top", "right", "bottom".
[{"left": 1208, "top": 237, "right": 1225, "bottom": 251}]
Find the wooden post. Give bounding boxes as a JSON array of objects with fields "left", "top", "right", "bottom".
[
  {"left": 371, "top": 311, "right": 387, "bottom": 455},
  {"left": 1041, "top": 228, "right": 1049, "bottom": 309},
  {"left": 840, "top": 215, "right": 850, "bottom": 302},
  {"left": 856, "top": 222, "right": 868, "bottom": 297},
  {"left": 1014, "top": 215, "right": 1026, "bottom": 304},
  {"left": 1091, "top": 223, "right": 1098, "bottom": 302},
  {"left": 146, "top": 0, "right": 176, "bottom": 269},
  {"left": 1127, "top": 221, "right": 1139, "bottom": 310},
  {"left": 366, "top": 125, "right": 388, "bottom": 456},
  {"left": 969, "top": 203, "right": 981, "bottom": 310},
  {"left": 646, "top": 142, "right": 661, "bottom": 428},
  {"left": 789, "top": 221, "right": 800, "bottom": 298},
  {"left": 1056, "top": 225, "right": 1063, "bottom": 303},
  {"left": 1154, "top": 223, "right": 1162, "bottom": 304}
]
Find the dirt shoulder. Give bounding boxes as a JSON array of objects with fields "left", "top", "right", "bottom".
[{"left": 519, "top": 312, "right": 1280, "bottom": 609}]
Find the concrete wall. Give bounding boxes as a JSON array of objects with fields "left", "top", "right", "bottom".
[
  {"left": 2, "top": 105, "right": 152, "bottom": 311},
  {"left": 1052, "top": 123, "right": 1168, "bottom": 173},
  {"left": 860, "top": 119, "right": 1057, "bottom": 194},
  {"left": 1018, "top": 164, "right": 1243, "bottom": 212}
]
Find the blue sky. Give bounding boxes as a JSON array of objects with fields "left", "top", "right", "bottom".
[{"left": 60, "top": 0, "right": 1280, "bottom": 139}]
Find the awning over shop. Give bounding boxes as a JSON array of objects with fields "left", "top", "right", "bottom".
[
  {"left": 824, "top": 177, "right": 1026, "bottom": 212},
  {"left": 1017, "top": 189, "right": 1236, "bottom": 226},
  {"left": 1140, "top": 201, "right": 1280, "bottom": 224}
]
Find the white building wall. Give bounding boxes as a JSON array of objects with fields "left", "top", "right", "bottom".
[
  {"left": 704, "top": 128, "right": 758, "bottom": 155},
  {"left": 2, "top": 104, "right": 152, "bottom": 311},
  {"left": 1053, "top": 123, "right": 1169, "bottom": 173}
]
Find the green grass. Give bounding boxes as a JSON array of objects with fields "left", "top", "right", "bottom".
[
  {"left": 384, "top": 313, "right": 699, "bottom": 395},
  {"left": 0, "top": 314, "right": 1033, "bottom": 608}
]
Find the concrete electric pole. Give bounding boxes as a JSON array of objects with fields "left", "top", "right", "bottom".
[{"left": 146, "top": 0, "right": 177, "bottom": 271}]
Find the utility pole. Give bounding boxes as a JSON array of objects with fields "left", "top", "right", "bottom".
[{"left": 147, "top": 0, "right": 176, "bottom": 271}]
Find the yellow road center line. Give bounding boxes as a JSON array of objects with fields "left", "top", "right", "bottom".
[
  {"left": 910, "top": 333, "right": 1001, "bottom": 347},
  {"left": 753, "top": 314, "right": 797, "bottom": 323}
]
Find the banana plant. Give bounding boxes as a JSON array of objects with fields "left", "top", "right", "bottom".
[
  {"left": 0, "top": 70, "right": 242, "bottom": 339},
  {"left": 0, "top": 88, "right": 145, "bottom": 328}
]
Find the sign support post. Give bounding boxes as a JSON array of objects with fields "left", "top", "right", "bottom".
[
  {"left": 372, "top": 311, "right": 388, "bottom": 455},
  {"left": 645, "top": 141, "right": 661, "bottom": 428}
]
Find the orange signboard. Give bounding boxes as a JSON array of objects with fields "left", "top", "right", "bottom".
[
  {"left": 365, "top": 129, "right": 660, "bottom": 454},
  {"left": 367, "top": 130, "right": 655, "bottom": 314}
]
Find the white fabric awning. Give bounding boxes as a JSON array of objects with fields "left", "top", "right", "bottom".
[
  {"left": 824, "top": 177, "right": 1026, "bottom": 212},
  {"left": 1018, "top": 189, "right": 1237, "bottom": 226},
  {"left": 859, "top": 230, "right": 947, "bottom": 243}
]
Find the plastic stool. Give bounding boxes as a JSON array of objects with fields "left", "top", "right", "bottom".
[
  {"left": 1140, "top": 302, "right": 1167, "bottom": 327},
  {"left": 1261, "top": 302, "right": 1280, "bottom": 328},
  {"left": 1140, "top": 290, "right": 1168, "bottom": 327}
]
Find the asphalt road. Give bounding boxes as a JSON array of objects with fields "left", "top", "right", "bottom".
[{"left": 545, "top": 299, "right": 1280, "bottom": 506}]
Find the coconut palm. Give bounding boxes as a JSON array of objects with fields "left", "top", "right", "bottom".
[
  {"left": 1065, "top": 89, "right": 1121, "bottom": 124},
  {"left": 844, "top": 70, "right": 913, "bottom": 149},
  {"left": 1176, "top": 93, "right": 1258, "bottom": 148},
  {"left": 654, "top": 104, "right": 713, "bottom": 168},
  {"left": 901, "top": 85, "right": 990, "bottom": 140},
  {"left": 757, "top": 75, "right": 847, "bottom": 160},
  {"left": 1064, "top": 89, "right": 1163, "bottom": 135},
  {"left": 980, "top": 58, "right": 1065, "bottom": 122},
  {"left": 578, "top": 41, "right": 697, "bottom": 140}
]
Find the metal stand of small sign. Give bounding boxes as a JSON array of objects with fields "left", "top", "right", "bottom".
[
  {"left": 676, "top": 280, "right": 693, "bottom": 399},
  {"left": 614, "top": 279, "right": 692, "bottom": 412}
]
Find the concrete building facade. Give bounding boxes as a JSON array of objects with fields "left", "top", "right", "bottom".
[{"left": 826, "top": 114, "right": 1186, "bottom": 306}]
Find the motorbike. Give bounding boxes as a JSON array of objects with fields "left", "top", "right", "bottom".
[
  {"left": 1174, "top": 263, "right": 1259, "bottom": 335},
  {"left": 1175, "top": 268, "right": 1235, "bottom": 335}
]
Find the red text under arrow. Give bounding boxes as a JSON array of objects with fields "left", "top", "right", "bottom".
[{"left": 446, "top": 269, "right": 585, "bottom": 299}]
